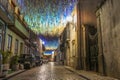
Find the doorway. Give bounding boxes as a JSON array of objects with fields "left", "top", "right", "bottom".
[{"left": 85, "top": 24, "right": 98, "bottom": 72}]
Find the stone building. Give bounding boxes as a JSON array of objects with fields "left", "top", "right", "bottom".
[
  {"left": 76, "top": 0, "right": 103, "bottom": 71},
  {"left": 81, "top": 24, "right": 98, "bottom": 72},
  {"left": 76, "top": 0, "right": 120, "bottom": 79},
  {"left": 54, "top": 46, "right": 63, "bottom": 64},
  {"left": 68, "top": 22, "right": 77, "bottom": 69},
  {"left": 59, "top": 26, "right": 68, "bottom": 65},
  {"left": 60, "top": 11, "right": 77, "bottom": 68},
  {"left": 96, "top": 0, "right": 120, "bottom": 79}
]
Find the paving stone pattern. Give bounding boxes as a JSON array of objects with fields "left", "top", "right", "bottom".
[{"left": 8, "top": 62, "right": 86, "bottom": 80}]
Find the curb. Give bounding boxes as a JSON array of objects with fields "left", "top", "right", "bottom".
[
  {"left": 1, "top": 70, "right": 25, "bottom": 80},
  {"left": 64, "top": 66, "right": 90, "bottom": 80},
  {"left": 64, "top": 66, "right": 118, "bottom": 80}
]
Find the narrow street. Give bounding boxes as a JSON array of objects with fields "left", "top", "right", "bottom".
[
  {"left": 0, "top": 0, "right": 120, "bottom": 79},
  {"left": 8, "top": 62, "right": 86, "bottom": 80}
]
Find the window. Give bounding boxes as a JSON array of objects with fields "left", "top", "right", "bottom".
[
  {"left": 0, "top": 19, "right": 5, "bottom": 50},
  {"left": 14, "top": 39, "right": 19, "bottom": 54},
  {"left": 20, "top": 42, "right": 23, "bottom": 54},
  {"left": 24, "top": 45, "right": 27, "bottom": 54},
  {"left": 0, "top": 25, "right": 3, "bottom": 33},
  {"left": 7, "top": 35, "right": 12, "bottom": 51},
  {"left": 0, "top": 35, "right": 2, "bottom": 50}
]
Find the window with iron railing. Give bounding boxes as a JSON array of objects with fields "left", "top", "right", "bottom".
[
  {"left": 14, "top": 39, "right": 19, "bottom": 54},
  {"left": 20, "top": 42, "right": 23, "bottom": 54},
  {"left": 7, "top": 35, "right": 12, "bottom": 51},
  {"left": 8, "top": 2, "right": 15, "bottom": 20},
  {"left": 0, "top": 0, "right": 15, "bottom": 20},
  {"left": 0, "top": 0, "right": 8, "bottom": 9}
]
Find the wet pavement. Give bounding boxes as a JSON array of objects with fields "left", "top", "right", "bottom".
[{"left": 8, "top": 62, "right": 86, "bottom": 80}]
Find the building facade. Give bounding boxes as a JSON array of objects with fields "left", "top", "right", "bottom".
[
  {"left": 4, "top": 1, "right": 29, "bottom": 55},
  {"left": 0, "top": 0, "right": 14, "bottom": 52},
  {"left": 81, "top": 24, "right": 98, "bottom": 71},
  {"left": 0, "top": 19, "right": 6, "bottom": 51},
  {"left": 96, "top": 0, "right": 120, "bottom": 79},
  {"left": 0, "top": 0, "right": 42, "bottom": 72},
  {"left": 76, "top": 0, "right": 104, "bottom": 71},
  {"left": 60, "top": 7, "right": 78, "bottom": 68},
  {"left": 76, "top": 0, "right": 120, "bottom": 79}
]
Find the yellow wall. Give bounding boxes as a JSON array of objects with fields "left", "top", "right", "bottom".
[
  {"left": 15, "top": 19, "right": 29, "bottom": 38},
  {"left": 4, "top": 27, "right": 25, "bottom": 55},
  {"left": 69, "top": 23, "right": 77, "bottom": 68},
  {"left": 66, "top": 6, "right": 78, "bottom": 68}
]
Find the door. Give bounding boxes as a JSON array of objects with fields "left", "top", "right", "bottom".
[
  {"left": 85, "top": 25, "right": 98, "bottom": 72},
  {"left": 89, "top": 37, "right": 98, "bottom": 72}
]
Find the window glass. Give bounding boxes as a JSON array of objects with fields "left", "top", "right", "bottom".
[
  {"left": 14, "top": 39, "right": 19, "bottom": 54},
  {"left": 7, "top": 35, "right": 12, "bottom": 51}
]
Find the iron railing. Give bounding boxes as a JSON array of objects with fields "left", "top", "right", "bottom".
[{"left": 0, "top": 0, "right": 14, "bottom": 22}]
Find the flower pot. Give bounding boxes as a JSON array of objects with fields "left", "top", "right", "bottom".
[
  {"left": 12, "top": 64, "right": 19, "bottom": 71},
  {"left": 3, "top": 64, "right": 9, "bottom": 70},
  {"left": 19, "top": 64, "right": 24, "bottom": 70},
  {"left": 2, "top": 64, "right": 9, "bottom": 77}
]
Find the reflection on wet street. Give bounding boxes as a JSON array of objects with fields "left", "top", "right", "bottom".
[{"left": 8, "top": 62, "right": 86, "bottom": 80}]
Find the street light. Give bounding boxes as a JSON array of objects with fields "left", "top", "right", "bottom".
[
  {"left": 52, "top": 51, "right": 54, "bottom": 54},
  {"left": 42, "top": 41, "right": 45, "bottom": 44},
  {"left": 51, "top": 51, "right": 55, "bottom": 62}
]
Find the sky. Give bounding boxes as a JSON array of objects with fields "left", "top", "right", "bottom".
[
  {"left": 16, "top": 0, "right": 77, "bottom": 50},
  {"left": 40, "top": 35, "right": 59, "bottom": 50},
  {"left": 44, "top": 50, "right": 54, "bottom": 55}
]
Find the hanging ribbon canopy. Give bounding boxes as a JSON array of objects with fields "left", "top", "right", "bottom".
[{"left": 16, "top": 0, "right": 77, "bottom": 36}]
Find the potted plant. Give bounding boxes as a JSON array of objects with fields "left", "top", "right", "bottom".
[
  {"left": 10, "top": 55, "right": 19, "bottom": 71},
  {"left": 0, "top": 50, "right": 12, "bottom": 76}
]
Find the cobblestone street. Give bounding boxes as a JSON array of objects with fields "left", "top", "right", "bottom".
[{"left": 8, "top": 62, "right": 86, "bottom": 80}]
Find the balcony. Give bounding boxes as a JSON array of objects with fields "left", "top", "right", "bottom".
[
  {"left": 0, "top": 0, "right": 29, "bottom": 39},
  {"left": 0, "top": 0, "right": 8, "bottom": 11},
  {"left": 8, "top": 6, "right": 29, "bottom": 39},
  {"left": 14, "top": 15, "right": 29, "bottom": 39},
  {"left": 0, "top": 0, "right": 15, "bottom": 24}
]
